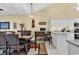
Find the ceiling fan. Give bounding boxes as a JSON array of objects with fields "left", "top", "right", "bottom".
[{"left": 0, "top": 8, "right": 3, "bottom": 11}]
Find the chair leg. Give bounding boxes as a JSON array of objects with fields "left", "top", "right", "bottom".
[
  {"left": 35, "top": 46, "right": 36, "bottom": 51},
  {"left": 38, "top": 44, "right": 40, "bottom": 55},
  {"left": 9, "top": 47, "right": 11, "bottom": 55},
  {"left": 35, "top": 43, "right": 37, "bottom": 51},
  {"left": 17, "top": 49, "right": 20, "bottom": 55},
  {"left": 24, "top": 44, "right": 27, "bottom": 54},
  {"left": 49, "top": 38, "right": 50, "bottom": 45},
  {"left": 49, "top": 37, "right": 52, "bottom": 46}
]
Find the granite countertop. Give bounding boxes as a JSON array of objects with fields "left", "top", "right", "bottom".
[
  {"left": 52, "top": 32, "right": 72, "bottom": 35},
  {"left": 67, "top": 40, "right": 79, "bottom": 47}
]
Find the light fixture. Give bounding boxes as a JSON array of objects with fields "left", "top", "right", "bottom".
[{"left": 30, "top": 3, "right": 34, "bottom": 18}]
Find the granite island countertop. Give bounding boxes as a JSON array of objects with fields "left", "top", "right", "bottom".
[{"left": 67, "top": 40, "right": 79, "bottom": 47}]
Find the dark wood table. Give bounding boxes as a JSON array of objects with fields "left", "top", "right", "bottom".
[{"left": 19, "top": 35, "right": 33, "bottom": 54}]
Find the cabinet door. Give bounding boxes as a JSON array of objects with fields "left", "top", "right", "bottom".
[
  {"left": 57, "top": 34, "right": 68, "bottom": 54},
  {"left": 52, "top": 34, "right": 57, "bottom": 48},
  {"left": 56, "top": 35, "right": 63, "bottom": 50}
]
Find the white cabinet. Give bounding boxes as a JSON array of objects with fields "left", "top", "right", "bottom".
[
  {"left": 52, "top": 32, "right": 69, "bottom": 54},
  {"left": 52, "top": 33, "right": 57, "bottom": 48},
  {"left": 57, "top": 34, "right": 67, "bottom": 51}
]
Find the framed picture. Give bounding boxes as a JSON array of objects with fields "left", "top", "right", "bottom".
[
  {"left": 39, "top": 22, "right": 46, "bottom": 25},
  {"left": 13, "top": 22, "right": 17, "bottom": 29}
]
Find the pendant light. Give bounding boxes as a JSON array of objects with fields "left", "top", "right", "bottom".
[
  {"left": 30, "top": 3, "right": 34, "bottom": 18},
  {"left": 30, "top": 3, "right": 35, "bottom": 28}
]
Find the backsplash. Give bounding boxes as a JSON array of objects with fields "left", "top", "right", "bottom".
[{"left": 51, "top": 26, "right": 74, "bottom": 32}]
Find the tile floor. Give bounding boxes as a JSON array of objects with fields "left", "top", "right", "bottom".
[
  {"left": 27, "top": 42, "right": 64, "bottom": 55},
  {"left": 27, "top": 48, "right": 38, "bottom": 55},
  {"left": 45, "top": 42, "right": 64, "bottom": 55}
]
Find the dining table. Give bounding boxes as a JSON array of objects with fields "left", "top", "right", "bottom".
[
  {"left": 18, "top": 35, "right": 33, "bottom": 54},
  {"left": 19, "top": 35, "right": 33, "bottom": 40}
]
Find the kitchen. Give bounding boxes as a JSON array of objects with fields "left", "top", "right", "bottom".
[
  {"left": 0, "top": 3, "right": 79, "bottom": 55},
  {"left": 49, "top": 19, "right": 79, "bottom": 55}
]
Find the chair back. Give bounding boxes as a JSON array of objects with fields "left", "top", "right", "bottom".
[
  {"left": 35, "top": 31, "right": 45, "bottom": 41},
  {"left": 34, "top": 31, "right": 45, "bottom": 51},
  {"left": 45, "top": 31, "right": 51, "bottom": 37},
  {"left": 0, "top": 32, "right": 6, "bottom": 46},
  {"left": 5, "top": 32, "right": 19, "bottom": 46},
  {"left": 35, "top": 32, "right": 45, "bottom": 37}
]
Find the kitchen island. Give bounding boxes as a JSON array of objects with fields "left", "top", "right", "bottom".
[
  {"left": 67, "top": 40, "right": 79, "bottom": 55},
  {"left": 51, "top": 32, "right": 74, "bottom": 54}
]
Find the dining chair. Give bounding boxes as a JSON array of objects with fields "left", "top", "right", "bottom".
[
  {"left": 0, "top": 32, "right": 6, "bottom": 55},
  {"left": 5, "top": 32, "right": 20, "bottom": 55},
  {"left": 35, "top": 31, "right": 45, "bottom": 51},
  {"left": 45, "top": 31, "right": 52, "bottom": 45}
]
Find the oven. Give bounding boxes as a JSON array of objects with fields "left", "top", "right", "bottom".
[
  {"left": 75, "top": 33, "right": 79, "bottom": 39},
  {"left": 74, "top": 23, "right": 79, "bottom": 39}
]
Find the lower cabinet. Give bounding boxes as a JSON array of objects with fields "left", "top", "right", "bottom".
[
  {"left": 52, "top": 33, "right": 57, "bottom": 48},
  {"left": 52, "top": 32, "right": 68, "bottom": 54}
]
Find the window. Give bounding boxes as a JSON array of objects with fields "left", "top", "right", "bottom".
[{"left": 0, "top": 22, "right": 10, "bottom": 29}]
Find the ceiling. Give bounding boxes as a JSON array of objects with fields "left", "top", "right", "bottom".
[{"left": 0, "top": 3, "right": 53, "bottom": 16}]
